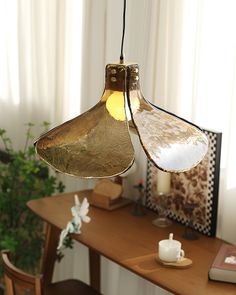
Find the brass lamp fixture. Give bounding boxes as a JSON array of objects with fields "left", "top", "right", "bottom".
[{"left": 34, "top": 0, "right": 208, "bottom": 178}]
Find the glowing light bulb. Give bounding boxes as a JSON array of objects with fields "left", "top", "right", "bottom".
[
  {"left": 106, "top": 91, "right": 140, "bottom": 122},
  {"left": 106, "top": 92, "right": 126, "bottom": 121}
]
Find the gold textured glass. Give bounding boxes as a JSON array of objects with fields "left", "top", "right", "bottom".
[
  {"left": 35, "top": 64, "right": 135, "bottom": 178},
  {"left": 35, "top": 62, "right": 208, "bottom": 178}
]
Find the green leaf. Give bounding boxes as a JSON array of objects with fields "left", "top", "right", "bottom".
[{"left": 0, "top": 122, "right": 67, "bottom": 276}]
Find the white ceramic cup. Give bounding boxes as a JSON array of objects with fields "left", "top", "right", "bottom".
[{"left": 158, "top": 238, "right": 185, "bottom": 262}]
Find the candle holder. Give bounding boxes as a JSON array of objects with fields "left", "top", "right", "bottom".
[
  {"left": 132, "top": 180, "right": 146, "bottom": 216},
  {"left": 152, "top": 192, "right": 172, "bottom": 227},
  {"left": 182, "top": 202, "right": 199, "bottom": 240}
]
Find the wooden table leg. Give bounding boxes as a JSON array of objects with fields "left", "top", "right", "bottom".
[
  {"left": 41, "top": 223, "right": 60, "bottom": 286},
  {"left": 89, "top": 248, "right": 101, "bottom": 292}
]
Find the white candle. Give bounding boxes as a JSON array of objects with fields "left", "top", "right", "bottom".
[{"left": 157, "top": 169, "right": 171, "bottom": 194}]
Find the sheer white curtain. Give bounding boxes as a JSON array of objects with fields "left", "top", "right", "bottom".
[
  {"left": 1, "top": 0, "right": 236, "bottom": 294},
  {"left": 0, "top": 0, "right": 83, "bottom": 148},
  {"left": 0, "top": 0, "right": 92, "bottom": 189},
  {"left": 149, "top": 0, "right": 236, "bottom": 245},
  {"left": 0, "top": 0, "right": 93, "bottom": 287},
  {"left": 0, "top": 0, "right": 62, "bottom": 147},
  {"left": 88, "top": 0, "right": 236, "bottom": 245},
  {"left": 79, "top": 0, "right": 236, "bottom": 294}
]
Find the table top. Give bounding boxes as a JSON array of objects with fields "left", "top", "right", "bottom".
[{"left": 27, "top": 190, "right": 236, "bottom": 295}]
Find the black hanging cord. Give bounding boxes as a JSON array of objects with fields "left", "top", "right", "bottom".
[{"left": 120, "top": 0, "right": 126, "bottom": 63}]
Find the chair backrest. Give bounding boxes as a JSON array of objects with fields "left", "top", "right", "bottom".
[{"left": 1, "top": 250, "right": 42, "bottom": 295}]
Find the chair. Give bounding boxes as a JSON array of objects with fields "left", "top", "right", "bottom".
[
  {"left": 1, "top": 250, "right": 42, "bottom": 295},
  {"left": 1, "top": 226, "right": 102, "bottom": 295}
]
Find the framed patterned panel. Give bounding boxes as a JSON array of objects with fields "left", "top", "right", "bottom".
[{"left": 145, "top": 129, "right": 222, "bottom": 236}]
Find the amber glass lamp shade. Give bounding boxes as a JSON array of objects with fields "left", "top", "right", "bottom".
[
  {"left": 35, "top": 64, "right": 135, "bottom": 178},
  {"left": 35, "top": 62, "right": 208, "bottom": 178}
]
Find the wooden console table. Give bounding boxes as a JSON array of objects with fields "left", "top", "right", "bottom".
[{"left": 27, "top": 190, "right": 236, "bottom": 295}]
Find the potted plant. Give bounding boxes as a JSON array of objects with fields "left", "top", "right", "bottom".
[{"left": 0, "top": 122, "right": 65, "bottom": 280}]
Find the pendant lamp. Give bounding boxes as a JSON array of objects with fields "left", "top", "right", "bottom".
[{"left": 34, "top": 0, "right": 208, "bottom": 178}]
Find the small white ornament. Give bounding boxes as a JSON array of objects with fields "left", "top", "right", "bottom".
[{"left": 57, "top": 194, "right": 91, "bottom": 249}]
